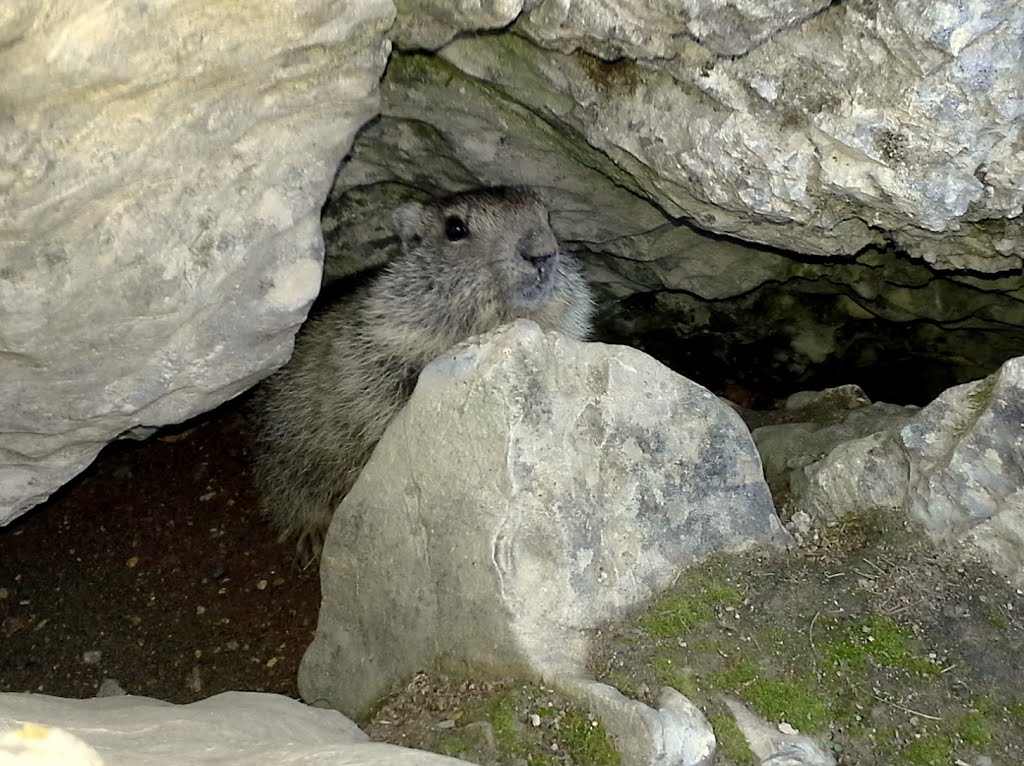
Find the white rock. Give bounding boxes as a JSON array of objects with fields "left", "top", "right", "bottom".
[
  {"left": 723, "top": 697, "right": 836, "bottom": 766},
  {"left": 0, "top": 1, "right": 393, "bottom": 522},
  {"left": 391, "top": 0, "right": 525, "bottom": 50},
  {"left": 0, "top": 723, "right": 102, "bottom": 766},
  {"left": 0, "top": 691, "right": 475, "bottom": 766},
  {"left": 514, "top": 0, "right": 1023, "bottom": 269},
  {"left": 361, "top": 1, "right": 1024, "bottom": 271},
  {"left": 795, "top": 357, "right": 1024, "bottom": 585},
  {"left": 300, "top": 320, "right": 787, "bottom": 764}
]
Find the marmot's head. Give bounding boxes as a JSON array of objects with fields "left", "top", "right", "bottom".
[{"left": 393, "top": 188, "right": 565, "bottom": 309}]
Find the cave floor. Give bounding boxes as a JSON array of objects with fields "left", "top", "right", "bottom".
[{"left": 0, "top": 398, "right": 320, "bottom": 703}]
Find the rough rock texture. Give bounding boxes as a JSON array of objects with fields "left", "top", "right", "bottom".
[
  {"left": 0, "top": 1, "right": 393, "bottom": 522},
  {"left": 724, "top": 697, "right": 836, "bottom": 766},
  {"left": 792, "top": 358, "right": 1024, "bottom": 586},
  {"left": 366, "top": 0, "right": 1024, "bottom": 271},
  {"left": 390, "top": 0, "right": 523, "bottom": 50},
  {"left": 300, "top": 320, "right": 787, "bottom": 764},
  {"left": 752, "top": 386, "right": 919, "bottom": 497},
  {"left": 555, "top": 679, "right": 716, "bottom": 766},
  {"left": 515, "top": 1, "right": 1023, "bottom": 270},
  {"left": 0, "top": 691, "right": 474, "bottom": 765}
]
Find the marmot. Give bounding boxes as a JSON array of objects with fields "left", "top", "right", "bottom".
[{"left": 252, "top": 187, "right": 593, "bottom": 564}]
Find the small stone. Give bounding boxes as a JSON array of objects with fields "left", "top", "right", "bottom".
[
  {"left": 436, "top": 719, "right": 456, "bottom": 730},
  {"left": 82, "top": 650, "right": 102, "bottom": 665},
  {"left": 529, "top": 713, "right": 541, "bottom": 727},
  {"left": 186, "top": 666, "right": 203, "bottom": 694},
  {"left": 256, "top": 579, "right": 268, "bottom": 591},
  {"left": 95, "top": 679, "right": 127, "bottom": 698},
  {"left": 778, "top": 721, "right": 798, "bottom": 735}
]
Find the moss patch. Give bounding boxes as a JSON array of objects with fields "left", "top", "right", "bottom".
[
  {"left": 708, "top": 712, "right": 757, "bottom": 766},
  {"left": 588, "top": 513, "right": 1024, "bottom": 765}
]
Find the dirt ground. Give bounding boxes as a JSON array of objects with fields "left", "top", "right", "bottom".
[
  {"left": 0, "top": 398, "right": 320, "bottom": 703},
  {"left": 2, "top": 397, "right": 1023, "bottom": 766}
]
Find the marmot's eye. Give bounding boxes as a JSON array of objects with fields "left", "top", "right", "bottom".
[{"left": 445, "top": 215, "right": 470, "bottom": 241}]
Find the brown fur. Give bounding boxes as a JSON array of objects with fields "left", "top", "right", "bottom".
[{"left": 251, "top": 188, "right": 593, "bottom": 564}]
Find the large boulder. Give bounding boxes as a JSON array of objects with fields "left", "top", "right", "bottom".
[
  {"left": 0, "top": 691, "right": 473, "bottom": 765},
  {"left": 300, "top": 320, "right": 788, "bottom": 765},
  {"left": 0, "top": 1, "right": 393, "bottom": 522},
  {"left": 342, "top": 0, "right": 1023, "bottom": 272}
]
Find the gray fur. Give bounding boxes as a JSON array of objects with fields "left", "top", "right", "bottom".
[{"left": 251, "top": 188, "right": 593, "bottom": 563}]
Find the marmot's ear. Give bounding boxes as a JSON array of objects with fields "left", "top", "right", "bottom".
[{"left": 392, "top": 202, "right": 425, "bottom": 243}]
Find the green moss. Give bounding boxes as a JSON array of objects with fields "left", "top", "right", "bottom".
[
  {"left": 637, "top": 572, "right": 744, "bottom": 639},
  {"left": 899, "top": 733, "right": 954, "bottom": 765},
  {"left": 602, "top": 670, "right": 638, "bottom": 699},
  {"left": 703, "top": 581, "right": 745, "bottom": 608},
  {"left": 741, "top": 677, "right": 831, "bottom": 731},
  {"left": 951, "top": 375, "right": 998, "bottom": 438},
  {"left": 956, "top": 710, "right": 992, "bottom": 746},
  {"left": 637, "top": 594, "right": 714, "bottom": 637},
  {"left": 710, "top": 655, "right": 759, "bottom": 690},
  {"left": 528, "top": 755, "right": 559, "bottom": 766},
  {"left": 708, "top": 712, "right": 757, "bottom": 765},
  {"left": 825, "top": 615, "right": 939, "bottom": 676},
  {"left": 485, "top": 694, "right": 528, "bottom": 757},
  {"left": 1000, "top": 699, "right": 1024, "bottom": 731},
  {"left": 436, "top": 726, "right": 489, "bottom": 759},
  {"left": 556, "top": 709, "right": 621, "bottom": 766},
  {"left": 967, "top": 376, "right": 996, "bottom": 412},
  {"left": 652, "top": 652, "right": 700, "bottom": 698}
]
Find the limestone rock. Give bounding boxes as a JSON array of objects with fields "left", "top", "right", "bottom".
[
  {"left": 723, "top": 697, "right": 836, "bottom": 766},
  {"left": 752, "top": 392, "right": 919, "bottom": 499},
  {"left": 391, "top": 0, "right": 524, "bottom": 50},
  {"left": 340, "top": 1, "right": 1023, "bottom": 274},
  {"left": 0, "top": 1, "right": 393, "bottom": 522},
  {"left": 794, "top": 358, "right": 1024, "bottom": 585},
  {"left": 513, "top": 0, "right": 1024, "bottom": 270},
  {"left": 557, "top": 678, "right": 717, "bottom": 766},
  {"left": 0, "top": 723, "right": 102, "bottom": 766},
  {"left": 0, "top": 691, "right": 473, "bottom": 765},
  {"left": 300, "top": 320, "right": 787, "bottom": 764}
]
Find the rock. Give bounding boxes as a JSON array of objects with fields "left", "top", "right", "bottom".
[
  {"left": 300, "top": 320, "right": 788, "bottom": 763},
  {"left": 513, "top": 1, "right": 1023, "bottom": 270},
  {"left": 0, "top": 691, "right": 474, "bottom": 765},
  {"left": 794, "top": 358, "right": 1024, "bottom": 586},
  {"left": 0, "top": 1, "right": 393, "bottom": 522},
  {"left": 391, "top": 0, "right": 523, "bottom": 50},
  {"left": 556, "top": 679, "right": 716, "bottom": 766},
  {"left": 0, "top": 723, "right": 102, "bottom": 766},
  {"left": 783, "top": 385, "right": 870, "bottom": 412},
  {"left": 723, "top": 696, "right": 836, "bottom": 766},
  {"left": 752, "top": 396, "right": 918, "bottom": 497},
  {"left": 371, "top": 1, "right": 1024, "bottom": 270}
]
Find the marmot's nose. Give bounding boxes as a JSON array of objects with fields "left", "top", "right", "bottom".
[
  {"left": 522, "top": 253, "right": 554, "bottom": 266},
  {"left": 518, "top": 227, "right": 559, "bottom": 265}
]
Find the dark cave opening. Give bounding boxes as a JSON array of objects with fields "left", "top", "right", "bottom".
[{"left": 593, "top": 288, "right": 1024, "bottom": 408}]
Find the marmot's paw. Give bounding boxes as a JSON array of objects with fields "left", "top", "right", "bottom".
[{"left": 294, "top": 525, "right": 327, "bottom": 570}]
